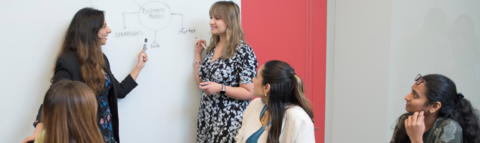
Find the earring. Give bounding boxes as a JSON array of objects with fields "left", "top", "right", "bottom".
[{"left": 264, "top": 93, "right": 267, "bottom": 97}]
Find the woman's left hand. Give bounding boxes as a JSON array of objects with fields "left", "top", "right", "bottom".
[
  {"left": 405, "top": 111, "right": 425, "bottom": 143},
  {"left": 136, "top": 48, "right": 149, "bottom": 68},
  {"left": 199, "top": 82, "right": 222, "bottom": 95}
]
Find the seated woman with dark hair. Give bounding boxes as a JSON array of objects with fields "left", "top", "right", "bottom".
[
  {"left": 390, "top": 74, "right": 480, "bottom": 143},
  {"left": 235, "top": 60, "right": 315, "bottom": 143}
]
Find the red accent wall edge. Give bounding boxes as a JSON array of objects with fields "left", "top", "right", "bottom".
[{"left": 242, "top": 0, "right": 327, "bottom": 142}]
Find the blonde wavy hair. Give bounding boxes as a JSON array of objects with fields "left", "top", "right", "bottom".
[{"left": 207, "top": 1, "right": 246, "bottom": 59}]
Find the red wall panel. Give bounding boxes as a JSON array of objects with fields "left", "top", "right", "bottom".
[{"left": 242, "top": 0, "right": 327, "bottom": 142}]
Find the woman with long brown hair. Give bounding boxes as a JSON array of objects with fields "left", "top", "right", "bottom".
[
  {"left": 23, "top": 7, "right": 148, "bottom": 143},
  {"left": 194, "top": 1, "right": 257, "bottom": 142},
  {"left": 235, "top": 60, "right": 315, "bottom": 143},
  {"left": 34, "top": 79, "right": 102, "bottom": 143}
]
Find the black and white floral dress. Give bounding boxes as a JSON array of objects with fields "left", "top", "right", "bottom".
[{"left": 197, "top": 41, "right": 258, "bottom": 143}]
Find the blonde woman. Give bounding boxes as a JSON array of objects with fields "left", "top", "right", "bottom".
[
  {"left": 194, "top": 1, "right": 258, "bottom": 142},
  {"left": 35, "top": 79, "right": 103, "bottom": 143}
]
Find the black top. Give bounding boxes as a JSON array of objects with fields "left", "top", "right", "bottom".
[{"left": 33, "top": 52, "right": 138, "bottom": 143}]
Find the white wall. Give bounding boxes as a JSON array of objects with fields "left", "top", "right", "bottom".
[
  {"left": 330, "top": 0, "right": 391, "bottom": 142},
  {"left": 386, "top": 0, "right": 480, "bottom": 141},
  {"left": 0, "top": 1, "right": 92, "bottom": 143},
  {"left": 327, "top": 0, "right": 480, "bottom": 143},
  {"left": 324, "top": 0, "right": 335, "bottom": 142}
]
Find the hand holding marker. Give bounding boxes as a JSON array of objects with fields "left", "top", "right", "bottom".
[
  {"left": 143, "top": 38, "right": 148, "bottom": 55},
  {"left": 196, "top": 37, "right": 207, "bottom": 50},
  {"left": 196, "top": 37, "right": 207, "bottom": 87},
  {"left": 142, "top": 38, "right": 147, "bottom": 62}
]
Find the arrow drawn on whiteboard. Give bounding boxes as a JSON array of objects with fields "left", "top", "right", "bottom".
[{"left": 151, "top": 31, "right": 160, "bottom": 48}]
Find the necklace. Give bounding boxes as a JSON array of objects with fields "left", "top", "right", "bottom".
[{"left": 261, "top": 110, "right": 270, "bottom": 131}]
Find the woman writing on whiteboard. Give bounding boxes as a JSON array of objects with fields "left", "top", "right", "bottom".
[
  {"left": 194, "top": 1, "right": 257, "bottom": 142},
  {"left": 23, "top": 7, "right": 148, "bottom": 143}
]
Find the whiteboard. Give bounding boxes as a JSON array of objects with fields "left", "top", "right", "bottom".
[{"left": 0, "top": 0, "right": 241, "bottom": 142}]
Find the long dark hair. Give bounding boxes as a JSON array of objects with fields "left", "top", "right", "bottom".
[
  {"left": 54, "top": 7, "right": 106, "bottom": 93},
  {"left": 261, "top": 60, "right": 314, "bottom": 143},
  {"left": 393, "top": 74, "right": 480, "bottom": 143},
  {"left": 41, "top": 79, "right": 102, "bottom": 143}
]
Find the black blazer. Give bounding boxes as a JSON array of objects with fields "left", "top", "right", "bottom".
[{"left": 34, "top": 52, "right": 137, "bottom": 143}]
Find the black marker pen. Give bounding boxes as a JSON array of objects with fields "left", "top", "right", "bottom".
[{"left": 143, "top": 38, "right": 148, "bottom": 55}]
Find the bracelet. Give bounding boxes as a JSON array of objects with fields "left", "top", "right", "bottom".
[
  {"left": 194, "top": 61, "right": 202, "bottom": 65},
  {"left": 220, "top": 84, "right": 226, "bottom": 94}
]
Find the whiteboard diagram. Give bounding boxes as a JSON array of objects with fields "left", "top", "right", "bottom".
[
  {"left": 90, "top": 0, "right": 228, "bottom": 142},
  {"left": 118, "top": 1, "right": 196, "bottom": 49},
  {"left": 0, "top": 0, "right": 241, "bottom": 142}
]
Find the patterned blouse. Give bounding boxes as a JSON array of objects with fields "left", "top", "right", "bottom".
[
  {"left": 98, "top": 72, "right": 116, "bottom": 143},
  {"left": 390, "top": 116, "right": 463, "bottom": 143},
  {"left": 197, "top": 41, "right": 258, "bottom": 143}
]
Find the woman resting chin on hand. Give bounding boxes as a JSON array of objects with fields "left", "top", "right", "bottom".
[{"left": 390, "top": 74, "right": 480, "bottom": 143}]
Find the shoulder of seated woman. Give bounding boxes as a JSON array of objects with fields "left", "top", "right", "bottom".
[
  {"left": 435, "top": 117, "right": 462, "bottom": 130},
  {"left": 284, "top": 105, "right": 312, "bottom": 122},
  {"left": 251, "top": 98, "right": 264, "bottom": 106}
]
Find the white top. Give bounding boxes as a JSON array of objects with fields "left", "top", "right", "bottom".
[{"left": 235, "top": 98, "right": 316, "bottom": 143}]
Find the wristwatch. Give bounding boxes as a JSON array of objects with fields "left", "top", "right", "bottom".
[{"left": 220, "top": 84, "right": 226, "bottom": 94}]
